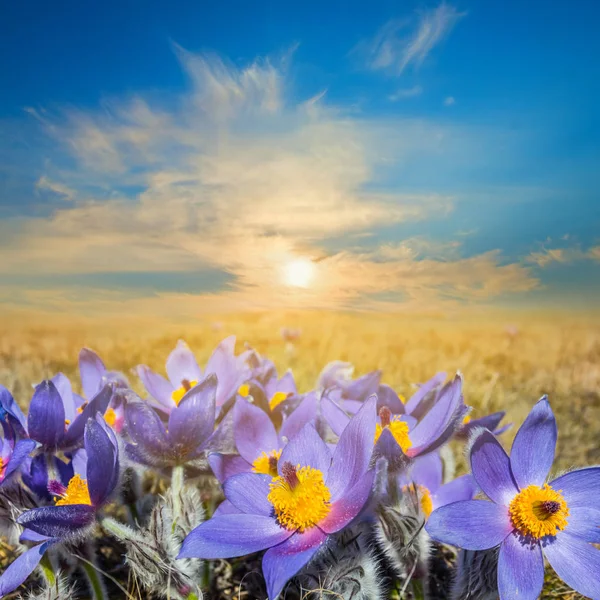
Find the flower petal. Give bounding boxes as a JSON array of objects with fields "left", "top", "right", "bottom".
[
  {"left": 426, "top": 500, "right": 513, "bottom": 550},
  {"left": 205, "top": 335, "right": 247, "bottom": 407},
  {"left": 168, "top": 375, "right": 217, "bottom": 452},
  {"left": 17, "top": 505, "right": 95, "bottom": 538},
  {"left": 0, "top": 540, "right": 56, "bottom": 597},
  {"left": 213, "top": 499, "right": 241, "bottom": 516},
  {"left": 544, "top": 531, "right": 600, "bottom": 600},
  {"left": 433, "top": 475, "right": 479, "bottom": 509},
  {"left": 320, "top": 393, "right": 350, "bottom": 438},
  {"left": 498, "top": 533, "right": 544, "bottom": 600},
  {"left": 224, "top": 473, "right": 274, "bottom": 516},
  {"left": 166, "top": 340, "right": 202, "bottom": 387},
  {"left": 343, "top": 370, "right": 381, "bottom": 400},
  {"left": 262, "top": 528, "right": 327, "bottom": 600},
  {"left": 279, "top": 392, "right": 317, "bottom": 443},
  {"left": 550, "top": 466, "right": 600, "bottom": 512},
  {"left": 234, "top": 399, "right": 278, "bottom": 463},
  {"left": 3, "top": 439, "right": 36, "bottom": 480},
  {"left": 376, "top": 384, "right": 406, "bottom": 414},
  {"left": 51, "top": 373, "right": 76, "bottom": 423},
  {"left": 28, "top": 380, "right": 65, "bottom": 448},
  {"left": 136, "top": 365, "right": 175, "bottom": 410},
  {"left": 208, "top": 453, "right": 251, "bottom": 483},
  {"left": 319, "top": 470, "right": 374, "bottom": 533},
  {"left": 510, "top": 397, "right": 556, "bottom": 489},
  {"left": 564, "top": 506, "right": 600, "bottom": 543},
  {"left": 405, "top": 371, "right": 447, "bottom": 416},
  {"left": 327, "top": 395, "right": 377, "bottom": 501},
  {"left": 276, "top": 370, "right": 297, "bottom": 396},
  {"left": 125, "top": 401, "right": 171, "bottom": 457},
  {"left": 0, "top": 384, "right": 27, "bottom": 436},
  {"left": 78, "top": 348, "right": 106, "bottom": 400},
  {"left": 85, "top": 416, "right": 119, "bottom": 506},
  {"left": 178, "top": 514, "right": 292, "bottom": 559},
  {"left": 62, "top": 383, "right": 113, "bottom": 448},
  {"left": 470, "top": 429, "right": 518, "bottom": 506},
  {"left": 278, "top": 423, "right": 331, "bottom": 476},
  {"left": 409, "top": 453, "right": 443, "bottom": 494}
]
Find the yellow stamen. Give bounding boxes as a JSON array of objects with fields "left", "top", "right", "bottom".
[
  {"left": 403, "top": 483, "right": 433, "bottom": 518},
  {"left": 0, "top": 457, "right": 4, "bottom": 475},
  {"left": 104, "top": 408, "right": 117, "bottom": 428},
  {"left": 374, "top": 418, "right": 412, "bottom": 453},
  {"left": 238, "top": 383, "right": 250, "bottom": 398},
  {"left": 171, "top": 379, "right": 198, "bottom": 405},
  {"left": 252, "top": 449, "right": 282, "bottom": 477},
  {"left": 269, "top": 391, "right": 289, "bottom": 411},
  {"left": 268, "top": 463, "right": 331, "bottom": 532},
  {"left": 64, "top": 419, "right": 71, "bottom": 426},
  {"left": 509, "top": 484, "right": 569, "bottom": 539},
  {"left": 462, "top": 415, "right": 472, "bottom": 425},
  {"left": 55, "top": 474, "right": 92, "bottom": 506}
]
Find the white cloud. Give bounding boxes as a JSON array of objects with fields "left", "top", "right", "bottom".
[
  {"left": 444, "top": 96, "right": 456, "bottom": 106},
  {"left": 389, "top": 85, "right": 423, "bottom": 101},
  {"left": 526, "top": 243, "right": 600, "bottom": 267},
  {"left": 358, "top": 4, "right": 465, "bottom": 75}
]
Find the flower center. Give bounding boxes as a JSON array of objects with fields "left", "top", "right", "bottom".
[
  {"left": 104, "top": 408, "right": 117, "bottom": 427},
  {"left": 252, "top": 449, "right": 282, "bottom": 477},
  {"left": 402, "top": 483, "right": 433, "bottom": 518},
  {"left": 171, "top": 379, "right": 198, "bottom": 405},
  {"left": 268, "top": 461, "right": 331, "bottom": 532},
  {"left": 238, "top": 383, "right": 250, "bottom": 398},
  {"left": 509, "top": 484, "right": 569, "bottom": 539},
  {"left": 54, "top": 474, "right": 92, "bottom": 506},
  {"left": 269, "top": 391, "right": 289, "bottom": 411},
  {"left": 374, "top": 406, "right": 412, "bottom": 452}
]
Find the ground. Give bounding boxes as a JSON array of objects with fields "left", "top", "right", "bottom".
[{"left": 1, "top": 310, "right": 598, "bottom": 599}]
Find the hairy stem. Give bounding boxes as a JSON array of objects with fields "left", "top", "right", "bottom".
[
  {"left": 171, "top": 464, "right": 185, "bottom": 529},
  {"left": 81, "top": 560, "right": 108, "bottom": 600}
]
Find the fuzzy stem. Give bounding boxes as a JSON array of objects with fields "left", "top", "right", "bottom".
[
  {"left": 39, "top": 553, "right": 56, "bottom": 587},
  {"left": 101, "top": 517, "right": 163, "bottom": 564},
  {"left": 81, "top": 560, "right": 108, "bottom": 600},
  {"left": 171, "top": 464, "right": 185, "bottom": 529}
]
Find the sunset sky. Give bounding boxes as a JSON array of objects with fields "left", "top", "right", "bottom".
[{"left": 1, "top": 0, "right": 599, "bottom": 316}]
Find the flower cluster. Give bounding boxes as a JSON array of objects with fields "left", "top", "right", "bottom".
[{"left": 0, "top": 336, "right": 598, "bottom": 600}]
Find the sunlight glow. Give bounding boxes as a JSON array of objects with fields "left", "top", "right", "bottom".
[{"left": 283, "top": 258, "right": 315, "bottom": 288}]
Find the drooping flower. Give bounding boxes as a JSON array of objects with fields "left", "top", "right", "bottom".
[
  {"left": 0, "top": 415, "right": 119, "bottom": 596},
  {"left": 324, "top": 374, "right": 467, "bottom": 471},
  {"left": 136, "top": 336, "right": 249, "bottom": 414},
  {"left": 179, "top": 397, "right": 378, "bottom": 600},
  {"left": 26, "top": 378, "right": 113, "bottom": 452},
  {"left": 426, "top": 398, "right": 600, "bottom": 600},
  {"left": 208, "top": 393, "right": 317, "bottom": 482},
  {"left": 126, "top": 375, "right": 221, "bottom": 468}
]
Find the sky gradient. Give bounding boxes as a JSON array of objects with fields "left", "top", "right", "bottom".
[{"left": 1, "top": 0, "right": 599, "bottom": 316}]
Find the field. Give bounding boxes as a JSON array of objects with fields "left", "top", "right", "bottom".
[{"left": 1, "top": 310, "right": 599, "bottom": 599}]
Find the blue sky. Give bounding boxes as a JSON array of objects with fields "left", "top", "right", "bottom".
[{"left": 0, "top": 0, "right": 599, "bottom": 315}]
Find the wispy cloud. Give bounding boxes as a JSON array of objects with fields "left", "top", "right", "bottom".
[
  {"left": 526, "top": 241, "right": 600, "bottom": 267},
  {"left": 357, "top": 3, "right": 465, "bottom": 75},
  {"left": 388, "top": 85, "right": 423, "bottom": 101}
]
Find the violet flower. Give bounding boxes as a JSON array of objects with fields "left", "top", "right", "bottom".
[
  {"left": 426, "top": 398, "right": 600, "bottom": 600},
  {"left": 456, "top": 409, "right": 511, "bottom": 440},
  {"left": 209, "top": 393, "right": 317, "bottom": 482},
  {"left": 136, "top": 336, "right": 249, "bottom": 414},
  {"left": 0, "top": 384, "right": 28, "bottom": 439},
  {"left": 0, "top": 433, "right": 36, "bottom": 489},
  {"left": 26, "top": 378, "right": 113, "bottom": 452},
  {"left": 126, "top": 375, "right": 220, "bottom": 468},
  {"left": 0, "top": 415, "right": 119, "bottom": 596},
  {"left": 179, "top": 396, "right": 378, "bottom": 600}
]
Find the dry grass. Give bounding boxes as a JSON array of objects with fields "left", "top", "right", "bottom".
[{"left": 1, "top": 310, "right": 599, "bottom": 598}]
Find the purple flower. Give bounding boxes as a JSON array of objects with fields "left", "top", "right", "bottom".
[
  {"left": 136, "top": 336, "right": 249, "bottom": 414},
  {"left": 426, "top": 398, "right": 600, "bottom": 600},
  {"left": 0, "top": 416, "right": 119, "bottom": 597},
  {"left": 27, "top": 378, "right": 113, "bottom": 452},
  {"left": 0, "top": 384, "right": 28, "bottom": 439},
  {"left": 0, "top": 435, "right": 36, "bottom": 488},
  {"left": 209, "top": 393, "right": 317, "bottom": 482},
  {"left": 324, "top": 374, "right": 467, "bottom": 470},
  {"left": 456, "top": 410, "right": 511, "bottom": 440},
  {"left": 179, "top": 396, "right": 378, "bottom": 600},
  {"left": 398, "top": 453, "right": 478, "bottom": 518},
  {"left": 126, "top": 375, "right": 220, "bottom": 467}
]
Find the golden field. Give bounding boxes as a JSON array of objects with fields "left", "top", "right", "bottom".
[{"left": 1, "top": 310, "right": 599, "bottom": 599}]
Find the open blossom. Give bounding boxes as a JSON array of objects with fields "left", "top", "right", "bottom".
[
  {"left": 126, "top": 375, "right": 222, "bottom": 468},
  {"left": 426, "top": 398, "right": 600, "bottom": 600},
  {"left": 0, "top": 415, "right": 119, "bottom": 597},
  {"left": 324, "top": 374, "right": 467, "bottom": 470},
  {"left": 179, "top": 397, "right": 377, "bottom": 600},
  {"left": 209, "top": 393, "right": 317, "bottom": 482},
  {"left": 26, "top": 378, "right": 113, "bottom": 452},
  {"left": 136, "top": 336, "right": 249, "bottom": 414}
]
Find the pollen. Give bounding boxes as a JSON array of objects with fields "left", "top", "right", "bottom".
[
  {"left": 268, "top": 462, "right": 331, "bottom": 532},
  {"left": 269, "top": 391, "right": 289, "bottom": 411},
  {"left": 54, "top": 474, "right": 92, "bottom": 506},
  {"left": 374, "top": 407, "right": 412, "bottom": 452},
  {"left": 403, "top": 483, "right": 433, "bottom": 518},
  {"left": 104, "top": 408, "right": 117, "bottom": 427},
  {"left": 0, "top": 457, "right": 4, "bottom": 477},
  {"left": 462, "top": 415, "right": 471, "bottom": 425},
  {"left": 252, "top": 449, "right": 282, "bottom": 477},
  {"left": 238, "top": 383, "right": 250, "bottom": 398},
  {"left": 509, "top": 484, "right": 569, "bottom": 539},
  {"left": 171, "top": 379, "right": 198, "bottom": 405}
]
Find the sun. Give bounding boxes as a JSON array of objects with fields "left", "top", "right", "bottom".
[{"left": 283, "top": 258, "right": 315, "bottom": 288}]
